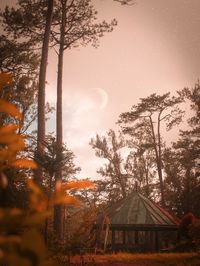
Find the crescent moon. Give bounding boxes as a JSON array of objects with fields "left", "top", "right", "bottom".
[{"left": 93, "top": 87, "right": 109, "bottom": 109}]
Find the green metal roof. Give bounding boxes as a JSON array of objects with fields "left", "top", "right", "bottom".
[{"left": 104, "top": 191, "right": 179, "bottom": 226}]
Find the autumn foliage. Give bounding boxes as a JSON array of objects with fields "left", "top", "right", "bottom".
[{"left": 0, "top": 73, "right": 94, "bottom": 265}]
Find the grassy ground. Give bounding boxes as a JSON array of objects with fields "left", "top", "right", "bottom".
[{"left": 68, "top": 252, "right": 200, "bottom": 266}]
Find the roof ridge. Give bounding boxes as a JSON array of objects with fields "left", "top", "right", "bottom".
[
  {"left": 127, "top": 192, "right": 139, "bottom": 224},
  {"left": 154, "top": 202, "right": 180, "bottom": 225},
  {"left": 139, "top": 193, "right": 176, "bottom": 225},
  {"left": 137, "top": 192, "right": 154, "bottom": 224}
]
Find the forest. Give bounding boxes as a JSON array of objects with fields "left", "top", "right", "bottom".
[{"left": 0, "top": 0, "right": 200, "bottom": 265}]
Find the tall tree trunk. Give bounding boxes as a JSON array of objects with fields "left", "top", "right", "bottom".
[
  {"left": 157, "top": 112, "right": 166, "bottom": 207},
  {"left": 35, "top": 0, "right": 54, "bottom": 184},
  {"left": 144, "top": 159, "right": 150, "bottom": 197},
  {"left": 185, "top": 167, "right": 191, "bottom": 213},
  {"left": 149, "top": 116, "right": 165, "bottom": 207},
  {"left": 116, "top": 168, "right": 126, "bottom": 199},
  {"left": 44, "top": 171, "right": 53, "bottom": 245},
  {"left": 54, "top": 0, "right": 66, "bottom": 239},
  {"left": 111, "top": 155, "right": 126, "bottom": 199}
]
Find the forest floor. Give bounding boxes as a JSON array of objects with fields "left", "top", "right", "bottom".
[{"left": 67, "top": 252, "right": 200, "bottom": 266}]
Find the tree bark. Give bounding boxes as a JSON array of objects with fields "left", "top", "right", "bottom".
[
  {"left": 149, "top": 116, "right": 165, "bottom": 207},
  {"left": 117, "top": 171, "right": 127, "bottom": 199},
  {"left": 185, "top": 167, "right": 191, "bottom": 213},
  {"left": 35, "top": 0, "right": 54, "bottom": 184},
  {"left": 144, "top": 159, "right": 150, "bottom": 197},
  {"left": 157, "top": 111, "right": 165, "bottom": 207},
  {"left": 54, "top": 0, "right": 66, "bottom": 239}
]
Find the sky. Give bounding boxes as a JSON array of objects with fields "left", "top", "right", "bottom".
[{"left": 1, "top": 0, "right": 200, "bottom": 179}]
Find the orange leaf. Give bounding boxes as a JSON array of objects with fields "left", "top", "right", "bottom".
[
  {"left": 55, "top": 180, "right": 62, "bottom": 193},
  {"left": 52, "top": 194, "right": 80, "bottom": 206},
  {"left": 0, "top": 236, "right": 21, "bottom": 244},
  {"left": 0, "top": 172, "right": 8, "bottom": 189},
  {"left": 27, "top": 179, "right": 48, "bottom": 211},
  {"left": 29, "top": 197, "right": 48, "bottom": 212},
  {"left": 9, "top": 208, "right": 23, "bottom": 216},
  {"left": 0, "top": 99, "right": 22, "bottom": 120},
  {"left": 0, "top": 149, "right": 14, "bottom": 161},
  {"left": 11, "top": 159, "right": 37, "bottom": 169},
  {"left": 62, "top": 180, "right": 95, "bottom": 190},
  {"left": 0, "top": 207, "right": 22, "bottom": 218},
  {"left": 0, "top": 73, "right": 12, "bottom": 89},
  {"left": 27, "top": 179, "right": 43, "bottom": 194},
  {"left": 0, "top": 124, "right": 19, "bottom": 136},
  {"left": 8, "top": 136, "right": 25, "bottom": 151},
  {"left": 0, "top": 134, "right": 18, "bottom": 145},
  {"left": 0, "top": 133, "right": 23, "bottom": 145}
]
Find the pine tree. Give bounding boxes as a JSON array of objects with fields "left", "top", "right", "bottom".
[{"left": 118, "top": 92, "right": 184, "bottom": 207}]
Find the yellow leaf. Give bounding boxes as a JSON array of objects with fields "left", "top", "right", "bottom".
[
  {"left": 0, "top": 73, "right": 12, "bottom": 89},
  {"left": 0, "top": 99, "right": 22, "bottom": 120},
  {"left": 62, "top": 180, "right": 95, "bottom": 190},
  {"left": 11, "top": 159, "right": 37, "bottom": 169}
]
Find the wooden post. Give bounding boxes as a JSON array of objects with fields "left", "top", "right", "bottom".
[
  {"left": 155, "top": 231, "right": 159, "bottom": 251},
  {"left": 123, "top": 230, "right": 126, "bottom": 245},
  {"left": 135, "top": 231, "right": 139, "bottom": 244},
  {"left": 94, "top": 225, "right": 100, "bottom": 253},
  {"left": 111, "top": 229, "right": 116, "bottom": 252},
  {"left": 104, "top": 223, "right": 109, "bottom": 252},
  {"left": 150, "top": 231, "right": 154, "bottom": 251}
]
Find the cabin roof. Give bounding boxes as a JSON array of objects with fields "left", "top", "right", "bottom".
[{"left": 100, "top": 191, "right": 179, "bottom": 227}]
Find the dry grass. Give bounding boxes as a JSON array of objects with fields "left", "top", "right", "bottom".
[{"left": 70, "top": 252, "right": 200, "bottom": 266}]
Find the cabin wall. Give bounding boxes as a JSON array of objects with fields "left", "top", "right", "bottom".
[{"left": 96, "top": 228, "right": 178, "bottom": 252}]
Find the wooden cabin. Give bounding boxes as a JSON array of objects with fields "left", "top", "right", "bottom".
[{"left": 94, "top": 191, "right": 180, "bottom": 252}]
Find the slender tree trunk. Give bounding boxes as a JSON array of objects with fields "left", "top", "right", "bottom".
[
  {"left": 54, "top": 0, "right": 66, "bottom": 239},
  {"left": 149, "top": 116, "right": 165, "bottom": 207},
  {"left": 117, "top": 171, "right": 126, "bottom": 199},
  {"left": 44, "top": 171, "right": 53, "bottom": 245},
  {"left": 111, "top": 157, "right": 126, "bottom": 199},
  {"left": 35, "top": 0, "right": 54, "bottom": 184},
  {"left": 144, "top": 159, "right": 150, "bottom": 197},
  {"left": 157, "top": 112, "right": 165, "bottom": 207},
  {"left": 185, "top": 167, "right": 191, "bottom": 213}
]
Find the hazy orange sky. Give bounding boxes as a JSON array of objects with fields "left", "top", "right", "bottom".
[{"left": 1, "top": 0, "right": 200, "bottom": 179}]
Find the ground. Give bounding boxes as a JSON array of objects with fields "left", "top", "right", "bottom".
[{"left": 57, "top": 252, "right": 200, "bottom": 265}]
